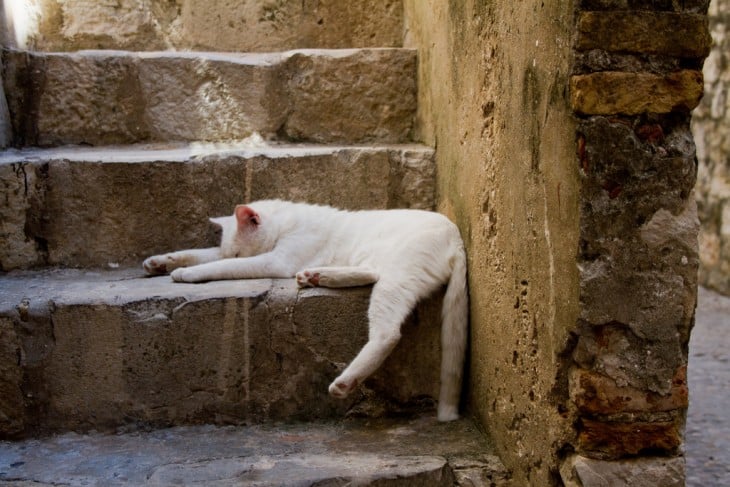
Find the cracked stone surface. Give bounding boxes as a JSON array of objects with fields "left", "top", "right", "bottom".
[
  {"left": 0, "top": 268, "right": 444, "bottom": 436},
  {"left": 0, "top": 415, "right": 510, "bottom": 486}
]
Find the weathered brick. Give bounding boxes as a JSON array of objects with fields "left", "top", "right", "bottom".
[
  {"left": 571, "top": 70, "right": 704, "bottom": 115},
  {"left": 578, "top": 418, "right": 682, "bottom": 457},
  {"left": 570, "top": 367, "right": 688, "bottom": 415},
  {"left": 577, "top": 12, "right": 711, "bottom": 58}
]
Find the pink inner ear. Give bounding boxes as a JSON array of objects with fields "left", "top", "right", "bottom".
[{"left": 235, "top": 205, "right": 261, "bottom": 228}]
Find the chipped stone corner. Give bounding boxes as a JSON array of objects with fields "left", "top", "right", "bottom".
[
  {"left": 560, "top": 454, "right": 685, "bottom": 487},
  {"left": 450, "top": 454, "right": 512, "bottom": 486}
]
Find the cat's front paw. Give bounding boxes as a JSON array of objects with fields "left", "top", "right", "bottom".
[
  {"left": 328, "top": 377, "right": 358, "bottom": 398},
  {"left": 171, "top": 268, "right": 196, "bottom": 283},
  {"left": 143, "top": 255, "right": 173, "bottom": 275},
  {"left": 296, "top": 270, "right": 320, "bottom": 287}
]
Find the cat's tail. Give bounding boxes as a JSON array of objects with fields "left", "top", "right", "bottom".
[{"left": 437, "top": 241, "right": 469, "bottom": 422}]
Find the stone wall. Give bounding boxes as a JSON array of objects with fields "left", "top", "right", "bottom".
[
  {"left": 693, "top": 0, "right": 730, "bottom": 295},
  {"left": 567, "top": 2, "right": 708, "bottom": 485},
  {"left": 405, "top": 0, "right": 710, "bottom": 485},
  {"left": 404, "top": 2, "right": 580, "bottom": 485},
  {"left": 0, "top": 0, "right": 403, "bottom": 52}
]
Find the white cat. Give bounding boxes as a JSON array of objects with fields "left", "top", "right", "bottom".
[{"left": 143, "top": 199, "right": 468, "bottom": 421}]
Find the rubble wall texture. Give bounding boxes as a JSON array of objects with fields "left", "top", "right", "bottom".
[
  {"left": 693, "top": 0, "right": 730, "bottom": 295},
  {"left": 405, "top": 0, "right": 710, "bottom": 485},
  {"left": 568, "top": 1, "right": 709, "bottom": 485}
]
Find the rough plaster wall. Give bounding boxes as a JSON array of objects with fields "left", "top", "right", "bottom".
[
  {"left": 403, "top": 1, "right": 580, "bottom": 485},
  {"left": 693, "top": 0, "right": 730, "bottom": 295},
  {"left": 1, "top": 0, "right": 403, "bottom": 52}
]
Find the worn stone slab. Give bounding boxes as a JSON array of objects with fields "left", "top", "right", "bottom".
[
  {"left": 571, "top": 70, "right": 704, "bottom": 115},
  {"left": 561, "top": 454, "right": 684, "bottom": 487},
  {"left": 0, "top": 268, "right": 444, "bottom": 437},
  {"left": 0, "top": 142, "right": 434, "bottom": 270},
  {"left": 576, "top": 12, "right": 711, "bottom": 58},
  {"left": 2, "top": 48, "right": 416, "bottom": 146},
  {"left": 0, "top": 415, "right": 509, "bottom": 486}
]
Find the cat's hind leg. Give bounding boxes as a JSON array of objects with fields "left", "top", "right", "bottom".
[
  {"left": 328, "top": 279, "right": 416, "bottom": 398},
  {"left": 143, "top": 247, "right": 223, "bottom": 275},
  {"left": 296, "top": 266, "right": 379, "bottom": 288}
]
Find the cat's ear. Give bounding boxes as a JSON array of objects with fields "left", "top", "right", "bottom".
[{"left": 234, "top": 205, "right": 261, "bottom": 229}]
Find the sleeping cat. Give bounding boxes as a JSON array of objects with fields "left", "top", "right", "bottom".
[{"left": 143, "top": 199, "right": 468, "bottom": 421}]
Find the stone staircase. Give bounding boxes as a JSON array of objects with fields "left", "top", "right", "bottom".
[{"left": 0, "top": 6, "right": 508, "bottom": 486}]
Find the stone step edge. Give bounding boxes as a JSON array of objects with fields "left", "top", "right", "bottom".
[
  {"left": 3, "top": 46, "right": 416, "bottom": 63},
  {"left": 0, "top": 416, "right": 511, "bottom": 486},
  {"left": 0, "top": 139, "right": 434, "bottom": 164},
  {"left": 0, "top": 267, "right": 289, "bottom": 310}
]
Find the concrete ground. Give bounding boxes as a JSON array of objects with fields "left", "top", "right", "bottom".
[
  {"left": 0, "top": 415, "right": 509, "bottom": 486},
  {"left": 686, "top": 286, "right": 730, "bottom": 486}
]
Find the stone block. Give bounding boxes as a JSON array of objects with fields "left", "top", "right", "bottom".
[
  {"left": 571, "top": 70, "right": 704, "bottom": 115},
  {"left": 0, "top": 162, "right": 44, "bottom": 271},
  {"left": 0, "top": 143, "right": 435, "bottom": 269},
  {"left": 2, "top": 49, "right": 417, "bottom": 146},
  {"left": 576, "top": 12, "right": 711, "bottom": 58},
  {"left": 0, "top": 269, "right": 445, "bottom": 434},
  {"left": 561, "top": 454, "right": 684, "bottom": 487},
  {"left": 569, "top": 367, "right": 688, "bottom": 415},
  {"left": 578, "top": 418, "right": 682, "bottom": 457},
  {"left": 283, "top": 49, "right": 417, "bottom": 143}
]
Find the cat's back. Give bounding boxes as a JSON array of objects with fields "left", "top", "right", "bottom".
[
  {"left": 250, "top": 199, "right": 457, "bottom": 243},
  {"left": 249, "top": 199, "right": 344, "bottom": 234},
  {"left": 354, "top": 207, "right": 457, "bottom": 235}
]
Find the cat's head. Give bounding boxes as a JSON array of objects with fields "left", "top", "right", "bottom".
[{"left": 210, "top": 204, "right": 271, "bottom": 258}]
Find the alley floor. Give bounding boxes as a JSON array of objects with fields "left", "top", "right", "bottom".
[{"left": 686, "top": 286, "right": 730, "bottom": 486}]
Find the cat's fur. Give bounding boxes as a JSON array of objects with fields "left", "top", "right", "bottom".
[{"left": 143, "top": 199, "right": 468, "bottom": 421}]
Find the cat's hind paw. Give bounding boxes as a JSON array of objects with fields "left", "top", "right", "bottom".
[
  {"left": 437, "top": 404, "right": 459, "bottom": 422},
  {"left": 328, "top": 377, "right": 358, "bottom": 398},
  {"left": 296, "top": 270, "right": 320, "bottom": 288}
]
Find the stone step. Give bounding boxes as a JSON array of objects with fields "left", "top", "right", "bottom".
[
  {"left": 2, "top": 48, "right": 417, "bottom": 147},
  {"left": 5, "top": 0, "right": 404, "bottom": 53},
  {"left": 0, "top": 268, "right": 446, "bottom": 438},
  {"left": 0, "top": 416, "right": 510, "bottom": 486},
  {"left": 0, "top": 141, "right": 434, "bottom": 270}
]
